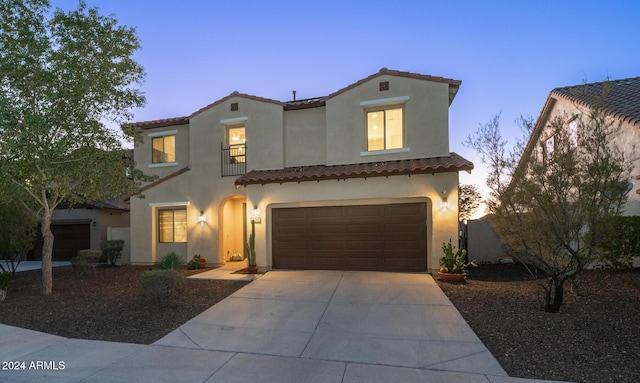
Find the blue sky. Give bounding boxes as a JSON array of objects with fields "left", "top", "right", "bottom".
[{"left": 52, "top": 0, "right": 640, "bottom": 211}]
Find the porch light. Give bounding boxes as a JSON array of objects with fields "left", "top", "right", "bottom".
[
  {"left": 198, "top": 210, "right": 206, "bottom": 223},
  {"left": 250, "top": 205, "right": 262, "bottom": 223},
  {"left": 441, "top": 189, "right": 449, "bottom": 210}
]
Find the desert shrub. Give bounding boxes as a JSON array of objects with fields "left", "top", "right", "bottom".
[
  {"left": 187, "top": 254, "right": 206, "bottom": 270},
  {"left": 141, "top": 269, "right": 184, "bottom": 307},
  {"left": 72, "top": 250, "right": 102, "bottom": 274},
  {"left": 597, "top": 216, "right": 640, "bottom": 270},
  {"left": 77, "top": 249, "right": 103, "bottom": 263},
  {"left": 102, "top": 240, "right": 125, "bottom": 265},
  {"left": 156, "top": 252, "right": 183, "bottom": 270},
  {"left": 0, "top": 271, "right": 12, "bottom": 290},
  {"left": 71, "top": 256, "right": 95, "bottom": 275}
]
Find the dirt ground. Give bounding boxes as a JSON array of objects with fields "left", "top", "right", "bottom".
[
  {"left": 1, "top": 263, "right": 638, "bottom": 382},
  {"left": 437, "top": 264, "right": 640, "bottom": 383},
  {"left": 0, "top": 265, "right": 248, "bottom": 345}
]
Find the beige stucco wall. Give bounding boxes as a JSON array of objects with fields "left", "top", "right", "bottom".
[
  {"left": 242, "top": 172, "right": 460, "bottom": 273},
  {"left": 189, "top": 96, "right": 285, "bottom": 172},
  {"left": 284, "top": 107, "right": 327, "bottom": 167},
  {"left": 325, "top": 75, "right": 451, "bottom": 166},
  {"left": 130, "top": 75, "right": 463, "bottom": 269},
  {"left": 546, "top": 98, "right": 640, "bottom": 215},
  {"left": 134, "top": 123, "right": 190, "bottom": 180}
]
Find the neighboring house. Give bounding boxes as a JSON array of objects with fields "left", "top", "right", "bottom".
[
  {"left": 522, "top": 76, "right": 640, "bottom": 215},
  {"left": 129, "top": 68, "right": 473, "bottom": 273},
  {"left": 28, "top": 200, "right": 130, "bottom": 262}
]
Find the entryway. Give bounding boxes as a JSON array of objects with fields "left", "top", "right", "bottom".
[{"left": 218, "top": 195, "right": 247, "bottom": 265}]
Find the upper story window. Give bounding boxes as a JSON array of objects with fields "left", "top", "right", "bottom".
[
  {"left": 544, "top": 135, "right": 555, "bottom": 163},
  {"left": 367, "top": 107, "right": 403, "bottom": 151},
  {"left": 158, "top": 207, "right": 187, "bottom": 243},
  {"left": 227, "top": 126, "right": 246, "bottom": 163},
  {"left": 568, "top": 120, "right": 578, "bottom": 147},
  {"left": 152, "top": 135, "right": 176, "bottom": 164}
]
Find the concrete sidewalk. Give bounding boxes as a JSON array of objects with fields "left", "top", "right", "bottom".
[
  {"left": 3, "top": 260, "right": 71, "bottom": 273},
  {"left": 0, "top": 270, "right": 567, "bottom": 382}
]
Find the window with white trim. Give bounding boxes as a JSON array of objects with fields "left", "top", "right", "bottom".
[
  {"left": 159, "top": 207, "right": 187, "bottom": 243},
  {"left": 366, "top": 107, "right": 404, "bottom": 151},
  {"left": 544, "top": 135, "right": 555, "bottom": 163},
  {"left": 152, "top": 135, "right": 176, "bottom": 164},
  {"left": 568, "top": 120, "right": 578, "bottom": 147},
  {"left": 227, "top": 126, "right": 246, "bottom": 163}
]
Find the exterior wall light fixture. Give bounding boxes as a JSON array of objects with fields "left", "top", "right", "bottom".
[
  {"left": 441, "top": 189, "right": 449, "bottom": 210},
  {"left": 198, "top": 210, "right": 206, "bottom": 224},
  {"left": 250, "top": 205, "right": 262, "bottom": 223}
]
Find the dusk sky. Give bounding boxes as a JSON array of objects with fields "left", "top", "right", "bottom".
[{"left": 52, "top": 0, "right": 640, "bottom": 214}]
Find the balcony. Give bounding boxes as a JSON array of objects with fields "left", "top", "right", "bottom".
[{"left": 221, "top": 143, "right": 246, "bottom": 176}]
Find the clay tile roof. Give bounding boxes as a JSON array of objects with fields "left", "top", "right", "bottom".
[
  {"left": 189, "top": 91, "right": 283, "bottom": 119},
  {"left": 127, "top": 116, "right": 189, "bottom": 129},
  {"left": 551, "top": 76, "right": 640, "bottom": 128},
  {"left": 326, "top": 68, "right": 462, "bottom": 105},
  {"left": 283, "top": 97, "right": 327, "bottom": 110},
  {"left": 129, "top": 68, "right": 462, "bottom": 128},
  {"left": 235, "top": 153, "right": 473, "bottom": 186},
  {"left": 140, "top": 166, "right": 191, "bottom": 192}
]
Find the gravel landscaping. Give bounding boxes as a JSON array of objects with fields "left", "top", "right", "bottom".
[
  {"left": 0, "top": 263, "right": 638, "bottom": 382},
  {"left": 0, "top": 265, "right": 248, "bottom": 344},
  {"left": 437, "top": 264, "right": 640, "bottom": 383}
]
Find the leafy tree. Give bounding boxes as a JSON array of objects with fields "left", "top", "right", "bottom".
[
  {"left": 458, "top": 183, "right": 482, "bottom": 221},
  {"left": 0, "top": 186, "right": 37, "bottom": 277},
  {"left": 0, "top": 0, "right": 150, "bottom": 294},
  {"left": 464, "top": 110, "right": 630, "bottom": 313}
]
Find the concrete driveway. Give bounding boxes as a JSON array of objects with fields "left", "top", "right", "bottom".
[{"left": 0, "top": 270, "right": 565, "bottom": 382}]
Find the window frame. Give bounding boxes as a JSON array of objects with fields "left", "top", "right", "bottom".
[
  {"left": 365, "top": 105, "right": 405, "bottom": 152},
  {"left": 226, "top": 125, "right": 246, "bottom": 164},
  {"left": 148, "top": 130, "right": 178, "bottom": 166},
  {"left": 158, "top": 207, "right": 187, "bottom": 243},
  {"left": 544, "top": 134, "right": 555, "bottom": 163}
]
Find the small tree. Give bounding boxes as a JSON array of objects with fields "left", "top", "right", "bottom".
[
  {"left": 0, "top": 187, "right": 37, "bottom": 277},
  {"left": 458, "top": 184, "right": 482, "bottom": 221},
  {"left": 0, "top": 0, "right": 151, "bottom": 294},
  {"left": 464, "top": 109, "right": 630, "bottom": 313}
]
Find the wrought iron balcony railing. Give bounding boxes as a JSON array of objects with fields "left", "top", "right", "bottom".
[{"left": 221, "top": 143, "right": 246, "bottom": 176}]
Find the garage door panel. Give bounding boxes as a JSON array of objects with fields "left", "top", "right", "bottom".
[
  {"left": 272, "top": 203, "right": 427, "bottom": 272},
  {"left": 275, "top": 225, "right": 308, "bottom": 236},
  {"left": 308, "top": 206, "right": 344, "bottom": 218},
  {"left": 310, "top": 240, "right": 345, "bottom": 251},
  {"left": 345, "top": 205, "right": 381, "bottom": 217},
  {"left": 344, "top": 240, "right": 384, "bottom": 250}
]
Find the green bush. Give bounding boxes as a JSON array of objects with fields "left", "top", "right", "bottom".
[
  {"left": 77, "top": 249, "right": 103, "bottom": 263},
  {"left": 71, "top": 249, "right": 103, "bottom": 274},
  {"left": 0, "top": 271, "right": 12, "bottom": 290},
  {"left": 187, "top": 254, "right": 206, "bottom": 270},
  {"left": 141, "top": 269, "right": 183, "bottom": 307},
  {"left": 597, "top": 216, "right": 640, "bottom": 270},
  {"left": 102, "top": 240, "right": 125, "bottom": 265},
  {"left": 156, "top": 252, "right": 183, "bottom": 270}
]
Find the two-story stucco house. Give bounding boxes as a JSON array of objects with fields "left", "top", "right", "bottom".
[
  {"left": 129, "top": 68, "right": 473, "bottom": 273},
  {"left": 523, "top": 76, "right": 640, "bottom": 215}
]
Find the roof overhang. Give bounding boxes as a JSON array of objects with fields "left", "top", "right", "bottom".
[{"left": 235, "top": 153, "right": 473, "bottom": 187}]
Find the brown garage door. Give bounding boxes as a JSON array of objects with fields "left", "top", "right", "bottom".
[
  {"left": 29, "top": 223, "right": 91, "bottom": 261},
  {"left": 272, "top": 203, "right": 427, "bottom": 272}
]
